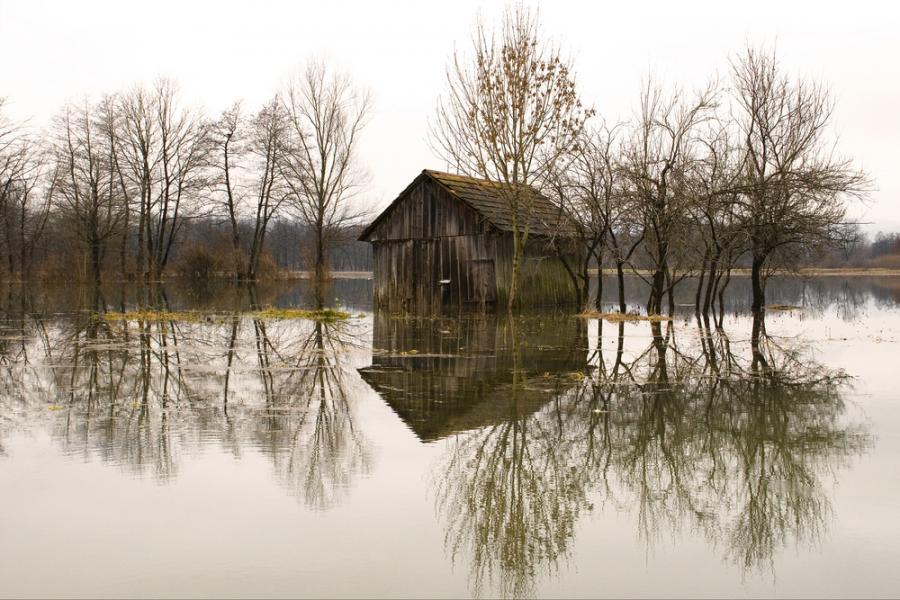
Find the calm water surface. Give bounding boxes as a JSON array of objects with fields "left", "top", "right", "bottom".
[{"left": 1, "top": 276, "right": 899, "bottom": 598}]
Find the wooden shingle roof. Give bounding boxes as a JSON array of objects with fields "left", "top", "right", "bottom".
[{"left": 359, "top": 169, "right": 573, "bottom": 241}]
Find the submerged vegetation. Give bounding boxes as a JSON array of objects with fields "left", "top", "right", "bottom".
[
  {"left": 577, "top": 311, "right": 672, "bottom": 322},
  {"left": 100, "top": 307, "right": 351, "bottom": 323}
]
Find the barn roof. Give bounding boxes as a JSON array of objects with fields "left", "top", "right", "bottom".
[{"left": 359, "top": 169, "right": 572, "bottom": 241}]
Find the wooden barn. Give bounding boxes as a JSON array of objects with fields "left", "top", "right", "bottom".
[{"left": 358, "top": 169, "right": 579, "bottom": 312}]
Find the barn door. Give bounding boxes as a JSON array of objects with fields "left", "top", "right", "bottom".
[{"left": 468, "top": 259, "right": 496, "bottom": 305}]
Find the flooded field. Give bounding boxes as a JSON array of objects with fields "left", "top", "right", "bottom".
[{"left": 1, "top": 276, "right": 899, "bottom": 598}]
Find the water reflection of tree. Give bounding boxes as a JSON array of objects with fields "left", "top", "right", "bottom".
[
  {"left": 249, "top": 316, "right": 372, "bottom": 509},
  {"left": 0, "top": 284, "right": 372, "bottom": 508},
  {"left": 46, "top": 286, "right": 193, "bottom": 480},
  {"left": 437, "top": 383, "right": 589, "bottom": 599},
  {"left": 357, "top": 313, "right": 590, "bottom": 598},
  {"left": 424, "top": 314, "right": 871, "bottom": 597},
  {"left": 611, "top": 322, "right": 868, "bottom": 570}
]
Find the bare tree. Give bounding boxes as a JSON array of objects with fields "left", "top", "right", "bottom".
[
  {"left": 150, "top": 81, "right": 211, "bottom": 280},
  {"left": 0, "top": 100, "right": 50, "bottom": 279},
  {"left": 50, "top": 99, "right": 125, "bottom": 283},
  {"left": 213, "top": 98, "right": 290, "bottom": 281},
  {"left": 117, "top": 80, "right": 210, "bottom": 281},
  {"left": 547, "top": 121, "right": 626, "bottom": 312},
  {"left": 245, "top": 100, "right": 289, "bottom": 279},
  {"left": 730, "top": 46, "right": 870, "bottom": 314},
  {"left": 280, "top": 60, "right": 371, "bottom": 292},
  {"left": 688, "top": 121, "right": 743, "bottom": 319},
  {"left": 117, "top": 85, "right": 156, "bottom": 280},
  {"left": 213, "top": 102, "right": 245, "bottom": 277},
  {"left": 620, "top": 79, "right": 718, "bottom": 315},
  {"left": 431, "top": 6, "right": 591, "bottom": 311}
]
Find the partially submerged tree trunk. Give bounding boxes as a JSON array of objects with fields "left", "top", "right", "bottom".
[{"left": 750, "top": 255, "right": 765, "bottom": 316}]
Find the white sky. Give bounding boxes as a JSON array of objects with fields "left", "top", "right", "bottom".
[{"left": 1, "top": 0, "right": 898, "bottom": 234}]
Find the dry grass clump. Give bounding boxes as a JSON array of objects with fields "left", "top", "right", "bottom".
[
  {"left": 250, "top": 308, "right": 350, "bottom": 321},
  {"left": 101, "top": 307, "right": 350, "bottom": 323},
  {"left": 578, "top": 311, "right": 672, "bottom": 322},
  {"left": 102, "top": 310, "right": 206, "bottom": 322}
]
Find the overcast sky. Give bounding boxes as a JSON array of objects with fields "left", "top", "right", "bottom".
[{"left": 1, "top": 0, "right": 898, "bottom": 233}]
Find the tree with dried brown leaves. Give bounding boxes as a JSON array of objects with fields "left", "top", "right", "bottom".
[{"left": 431, "top": 5, "right": 592, "bottom": 311}]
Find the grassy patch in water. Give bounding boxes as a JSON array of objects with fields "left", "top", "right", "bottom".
[
  {"left": 578, "top": 311, "right": 672, "bottom": 322},
  {"left": 101, "top": 308, "right": 350, "bottom": 323},
  {"left": 250, "top": 308, "right": 350, "bottom": 321},
  {"left": 102, "top": 310, "right": 206, "bottom": 322},
  {"left": 766, "top": 304, "right": 803, "bottom": 311}
]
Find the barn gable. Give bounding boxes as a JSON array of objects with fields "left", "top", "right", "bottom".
[
  {"left": 359, "top": 169, "right": 569, "bottom": 242},
  {"left": 359, "top": 172, "right": 488, "bottom": 243}
]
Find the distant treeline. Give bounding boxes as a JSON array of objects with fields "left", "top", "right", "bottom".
[
  {"left": 813, "top": 231, "right": 900, "bottom": 269},
  {"left": 176, "top": 219, "right": 373, "bottom": 276},
  {"left": 0, "top": 200, "right": 373, "bottom": 281}
]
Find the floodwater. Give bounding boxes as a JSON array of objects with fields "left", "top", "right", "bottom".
[{"left": 1, "top": 276, "right": 898, "bottom": 598}]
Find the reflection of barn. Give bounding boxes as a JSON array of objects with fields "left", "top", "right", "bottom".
[
  {"left": 358, "top": 314, "right": 587, "bottom": 442},
  {"left": 358, "top": 170, "right": 579, "bottom": 312}
]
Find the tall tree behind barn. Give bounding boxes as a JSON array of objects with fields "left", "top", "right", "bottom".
[{"left": 359, "top": 170, "right": 579, "bottom": 312}]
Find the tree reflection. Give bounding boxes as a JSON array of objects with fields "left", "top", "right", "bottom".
[
  {"left": 0, "top": 283, "right": 372, "bottom": 508},
  {"left": 436, "top": 389, "right": 590, "bottom": 599},
  {"left": 358, "top": 313, "right": 591, "bottom": 597},
  {"left": 0, "top": 284, "right": 879, "bottom": 598},
  {"left": 604, "top": 315, "right": 869, "bottom": 572},
  {"left": 250, "top": 314, "right": 372, "bottom": 509},
  {"left": 370, "top": 312, "right": 873, "bottom": 597}
]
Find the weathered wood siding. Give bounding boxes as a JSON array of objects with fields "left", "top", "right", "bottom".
[
  {"left": 373, "top": 234, "right": 502, "bottom": 313},
  {"left": 367, "top": 175, "right": 579, "bottom": 312}
]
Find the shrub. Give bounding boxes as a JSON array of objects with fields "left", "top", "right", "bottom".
[
  {"left": 253, "top": 251, "right": 280, "bottom": 280},
  {"left": 174, "top": 244, "right": 225, "bottom": 280}
]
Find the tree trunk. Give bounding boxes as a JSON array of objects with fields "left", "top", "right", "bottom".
[
  {"left": 314, "top": 221, "right": 327, "bottom": 284},
  {"left": 594, "top": 248, "right": 603, "bottom": 313},
  {"left": 120, "top": 200, "right": 129, "bottom": 281},
  {"left": 19, "top": 203, "right": 27, "bottom": 280},
  {"left": 313, "top": 280, "right": 326, "bottom": 310},
  {"left": 4, "top": 213, "right": 15, "bottom": 275},
  {"left": 90, "top": 241, "right": 102, "bottom": 285},
  {"left": 751, "top": 255, "right": 765, "bottom": 316},
  {"left": 665, "top": 269, "right": 676, "bottom": 317},
  {"left": 716, "top": 267, "right": 731, "bottom": 328},
  {"left": 616, "top": 260, "right": 626, "bottom": 314},
  {"left": 702, "top": 253, "right": 718, "bottom": 316},
  {"left": 508, "top": 230, "right": 522, "bottom": 312},
  {"left": 647, "top": 266, "right": 665, "bottom": 315},
  {"left": 579, "top": 249, "right": 590, "bottom": 312},
  {"left": 750, "top": 312, "right": 768, "bottom": 375},
  {"left": 694, "top": 256, "right": 707, "bottom": 315}
]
